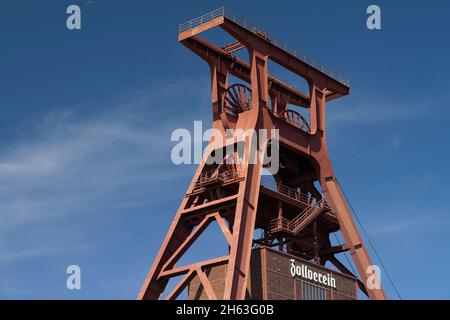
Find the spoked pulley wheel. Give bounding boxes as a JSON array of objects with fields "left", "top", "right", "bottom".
[{"left": 222, "top": 84, "right": 252, "bottom": 116}]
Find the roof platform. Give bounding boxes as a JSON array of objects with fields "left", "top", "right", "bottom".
[{"left": 178, "top": 7, "right": 350, "bottom": 101}]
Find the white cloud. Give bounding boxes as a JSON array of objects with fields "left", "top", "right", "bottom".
[
  {"left": 370, "top": 216, "right": 430, "bottom": 236},
  {"left": 0, "top": 243, "right": 93, "bottom": 265},
  {"left": 328, "top": 102, "right": 422, "bottom": 127},
  {"left": 0, "top": 118, "right": 173, "bottom": 226},
  {"left": 0, "top": 77, "right": 209, "bottom": 266},
  {"left": 391, "top": 135, "right": 401, "bottom": 150}
]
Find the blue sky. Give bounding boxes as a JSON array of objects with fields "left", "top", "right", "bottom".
[{"left": 1, "top": 0, "right": 450, "bottom": 299}]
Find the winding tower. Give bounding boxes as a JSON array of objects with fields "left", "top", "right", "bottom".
[{"left": 138, "top": 8, "right": 387, "bottom": 300}]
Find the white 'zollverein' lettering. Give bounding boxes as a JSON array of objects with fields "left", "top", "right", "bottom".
[{"left": 290, "top": 259, "right": 336, "bottom": 289}]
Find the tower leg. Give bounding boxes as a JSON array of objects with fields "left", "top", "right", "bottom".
[
  {"left": 223, "top": 161, "right": 263, "bottom": 299},
  {"left": 138, "top": 139, "right": 265, "bottom": 300},
  {"left": 137, "top": 162, "right": 208, "bottom": 300},
  {"left": 137, "top": 210, "right": 194, "bottom": 299},
  {"left": 324, "top": 177, "right": 387, "bottom": 300}
]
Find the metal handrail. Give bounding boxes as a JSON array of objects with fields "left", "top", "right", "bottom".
[
  {"left": 269, "top": 217, "right": 290, "bottom": 230},
  {"left": 289, "top": 199, "right": 324, "bottom": 231},
  {"left": 260, "top": 176, "right": 315, "bottom": 205},
  {"left": 277, "top": 183, "right": 312, "bottom": 204},
  {"left": 269, "top": 196, "right": 335, "bottom": 234},
  {"left": 194, "top": 167, "right": 240, "bottom": 190},
  {"left": 179, "top": 7, "right": 350, "bottom": 86},
  {"left": 179, "top": 7, "right": 225, "bottom": 33}
]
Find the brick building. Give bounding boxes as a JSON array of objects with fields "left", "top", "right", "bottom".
[{"left": 189, "top": 247, "right": 357, "bottom": 300}]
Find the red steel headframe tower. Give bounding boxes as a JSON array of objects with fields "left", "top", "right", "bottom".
[{"left": 138, "top": 8, "right": 387, "bottom": 300}]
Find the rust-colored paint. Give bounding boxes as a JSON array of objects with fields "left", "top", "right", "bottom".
[{"left": 138, "top": 8, "right": 387, "bottom": 300}]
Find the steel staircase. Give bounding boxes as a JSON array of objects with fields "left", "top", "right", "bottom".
[
  {"left": 288, "top": 199, "right": 328, "bottom": 234},
  {"left": 270, "top": 198, "right": 333, "bottom": 235}
]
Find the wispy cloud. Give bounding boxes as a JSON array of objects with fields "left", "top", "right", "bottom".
[
  {"left": 0, "top": 77, "right": 209, "bottom": 267},
  {"left": 327, "top": 90, "right": 450, "bottom": 129},
  {"left": 369, "top": 215, "right": 440, "bottom": 237},
  {"left": 390, "top": 134, "right": 401, "bottom": 151},
  {"left": 0, "top": 116, "right": 173, "bottom": 228},
  {"left": 328, "top": 101, "right": 422, "bottom": 127},
  {"left": 0, "top": 243, "right": 93, "bottom": 265}
]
